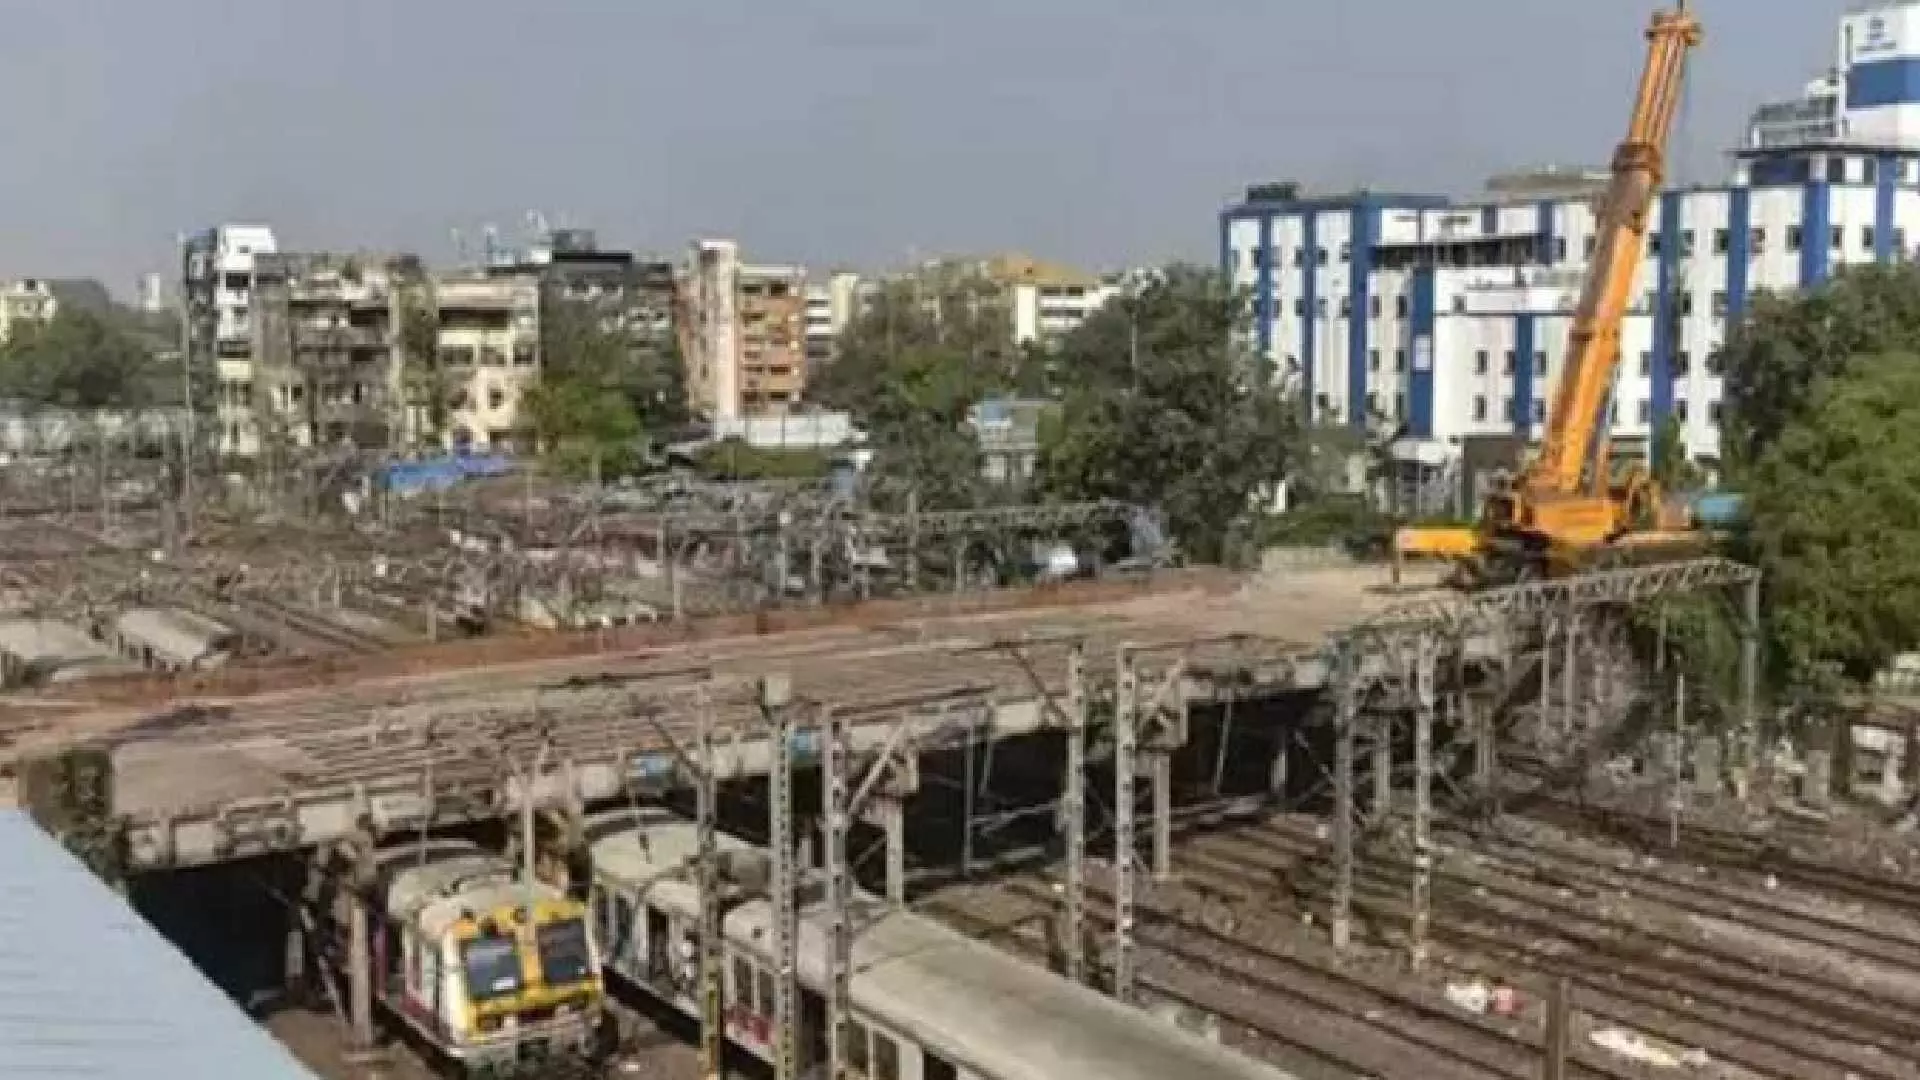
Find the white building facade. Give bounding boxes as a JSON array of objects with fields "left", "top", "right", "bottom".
[
  {"left": 1222, "top": 1, "right": 1920, "bottom": 492},
  {"left": 182, "top": 224, "right": 278, "bottom": 457}
]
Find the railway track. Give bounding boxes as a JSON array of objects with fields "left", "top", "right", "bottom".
[
  {"left": 928, "top": 872, "right": 1639, "bottom": 1080},
  {"left": 1185, "top": 817, "right": 1920, "bottom": 1079}
]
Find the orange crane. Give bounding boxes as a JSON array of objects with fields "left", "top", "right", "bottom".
[{"left": 1394, "top": 2, "right": 1704, "bottom": 586}]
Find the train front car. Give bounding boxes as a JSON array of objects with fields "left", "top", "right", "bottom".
[{"left": 367, "top": 840, "right": 607, "bottom": 1077}]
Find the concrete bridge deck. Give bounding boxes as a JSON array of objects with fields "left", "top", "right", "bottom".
[{"left": 2, "top": 565, "right": 1451, "bottom": 870}]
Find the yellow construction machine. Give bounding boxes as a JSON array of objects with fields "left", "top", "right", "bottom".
[{"left": 1395, "top": 3, "right": 1705, "bottom": 588}]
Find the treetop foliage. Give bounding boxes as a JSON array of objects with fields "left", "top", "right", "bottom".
[{"left": 0, "top": 307, "right": 157, "bottom": 412}]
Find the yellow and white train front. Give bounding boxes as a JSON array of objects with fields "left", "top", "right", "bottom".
[{"left": 431, "top": 897, "right": 606, "bottom": 1074}]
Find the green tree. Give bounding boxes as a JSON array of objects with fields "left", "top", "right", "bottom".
[
  {"left": 397, "top": 296, "right": 452, "bottom": 448},
  {"left": 1650, "top": 413, "right": 1704, "bottom": 491},
  {"left": 521, "top": 376, "right": 640, "bottom": 478},
  {"left": 543, "top": 299, "right": 685, "bottom": 433},
  {"left": 816, "top": 277, "right": 1013, "bottom": 510},
  {"left": 1718, "top": 261, "right": 1920, "bottom": 476},
  {"left": 1746, "top": 350, "right": 1920, "bottom": 689},
  {"left": 0, "top": 308, "right": 156, "bottom": 410},
  {"left": 1037, "top": 265, "right": 1302, "bottom": 563}
]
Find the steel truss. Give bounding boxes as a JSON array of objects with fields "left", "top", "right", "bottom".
[{"left": 1316, "top": 557, "right": 1763, "bottom": 967}]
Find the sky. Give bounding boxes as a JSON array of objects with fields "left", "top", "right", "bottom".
[{"left": 0, "top": 0, "right": 1853, "bottom": 290}]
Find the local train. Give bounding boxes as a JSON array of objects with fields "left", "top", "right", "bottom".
[
  {"left": 582, "top": 806, "right": 1301, "bottom": 1080},
  {"left": 337, "top": 838, "right": 608, "bottom": 1077}
]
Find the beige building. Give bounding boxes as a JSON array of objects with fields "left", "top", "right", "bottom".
[
  {"left": 0, "top": 279, "right": 58, "bottom": 345},
  {"left": 679, "top": 239, "right": 808, "bottom": 421},
  {"left": 185, "top": 225, "right": 544, "bottom": 457},
  {"left": 430, "top": 274, "right": 542, "bottom": 453}
]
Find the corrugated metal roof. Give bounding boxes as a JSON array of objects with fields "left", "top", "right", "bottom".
[{"left": 0, "top": 811, "right": 322, "bottom": 1079}]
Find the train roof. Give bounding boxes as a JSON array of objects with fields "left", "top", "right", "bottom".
[
  {"left": 588, "top": 811, "right": 1297, "bottom": 1080},
  {"left": 378, "top": 839, "right": 567, "bottom": 939}
]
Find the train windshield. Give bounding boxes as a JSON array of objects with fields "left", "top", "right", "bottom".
[
  {"left": 462, "top": 934, "right": 523, "bottom": 1002},
  {"left": 535, "top": 918, "right": 593, "bottom": 985}
]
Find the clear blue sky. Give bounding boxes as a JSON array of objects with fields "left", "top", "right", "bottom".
[{"left": 0, "top": 0, "right": 1848, "bottom": 288}]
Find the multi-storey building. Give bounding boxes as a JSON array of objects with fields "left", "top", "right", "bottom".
[
  {"left": 247, "top": 251, "right": 406, "bottom": 452},
  {"left": 0, "top": 279, "right": 57, "bottom": 344},
  {"left": 1221, "top": 0, "right": 1920, "bottom": 510},
  {"left": 804, "top": 271, "right": 865, "bottom": 369},
  {"left": 679, "top": 240, "right": 807, "bottom": 421},
  {"left": 182, "top": 225, "right": 279, "bottom": 457},
  {"left": 486, "top": 227, "right": 679, "bottom": 416},
  {"left": 431, "top": 273, "right": 542, "bottom": 454}
]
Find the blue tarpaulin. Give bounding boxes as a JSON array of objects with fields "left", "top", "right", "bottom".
[{"left": 381, "top": 453, "right": 515, "bottom": 494}]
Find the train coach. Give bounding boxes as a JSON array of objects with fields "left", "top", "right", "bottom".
[
  {"left": 334, "top": 838, "right": 608, "bottom": 1077},
  {"left": 583, "top": 806, "right": 1299, "bottom": 1080}
]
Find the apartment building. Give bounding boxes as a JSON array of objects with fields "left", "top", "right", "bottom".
[
  {"left": 182, "top": 225, "right": 279, "bottom": 457},
  {"left": 432, "top": 274, "right": 542, "bottom": 454},
  {"left": 0, "top": 279, "right": 57, "bottom": 344},
  {"left": 247, "top": 251, "right": 407, "bottom": 452},
  {"left": 804, "top": 271, "right": 865, "bottom": 368},
  {"left": 679, "top": 240, "right": 807, "bottom": 421}
]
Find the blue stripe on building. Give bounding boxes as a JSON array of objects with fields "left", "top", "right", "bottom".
[
  {"left": 1512, "top": 314, "right": 1535, "bottom": 434},
  {"left": 1847, "top": 57, "right": 1920, "bottom": 110},
  {"left": 1536, "top": 201, "right": 1556, "bottom": 264},
  {"left": 1651, "top": 190, "right": 1682, "bottom": 427},
  {"left": 1726, "top": 187, "right": 1751, "bottom": 323},
  {"left": 1800, "top": 181, "right": 1831, "bottom": 286},
  {"left": 1348, "top": 206, "right": 1377, "bottom": 431},
  {"left": 1301, "top": 212, "right": 1319, "bottom": 416},
  {"left": 1409, "top": 265, "right": 1436, "bottom": 438},
  {"left": 1876, "top": 153, "right": 1899, "bottom": 263},
  {"left": 1254, "top": 214, "right": 1274, "bottom": 363}
]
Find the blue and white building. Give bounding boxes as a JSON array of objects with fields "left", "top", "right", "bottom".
[{"left": 1223, "top": 1, "right": 1920, "bottom": 506}]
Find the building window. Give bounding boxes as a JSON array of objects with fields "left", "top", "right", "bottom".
[
  {"left": 1863, "top": 226, "right": 1877, "bottom": 251},
  {"left": 1584, "top": 235, "right": 1597, "bottom": 258},
  {"left": 1369, "top": 295, "right": 1381, "bottom": 318},
  {"left": 1712, "top": 228, "right": 1729, "bottom": 254},
  {"left": 1503, "top": 350, "right": 1515, "bottom": 374},
  {"left": 1474, "top": 349, "right": 1489, "bottom": 374},
  {"left": 1473, "top": 395, "right": 1488, "bottom": 421},
  {"left": 1831, "top": 225, "right": 1844, "bottom": 251},
  {"left": 1648, "top": 234, "right": 1662, "bottom": 257},
  {"left": 1393, "top": 391, "right": 1406, "bottom": 418},
  {"left": 1709, "top": 401, "right": 1724, "bottom": 424},
  {"left": 1554, "top": 237, "right": 1568, "bottom": 261},
  {"left": 1534, "top": 351, "right": 1547, "bottom": 377},
  {"left": 1317, "top": 298, "right": 1328, "bottom": 316},
  {"left": 1864, "top": 156, "right": 1879, "bottom": 184},
  {"left": 1503, "top": 397, "right": 1514, "bottom": 419},
  {"left": 1452, "top": 295, "right": 1467, "bottom": 314},
  {"left": 1292, "top": 247, "right": 1303, "bottom": 267},
  {"left": 1339, "top": 296, "right": 1351, "bottom": 316},
  {"left": 1706, "top": 351, "right": 1724, "bottom": 376},
  {"left": 1395, "top": 296, "right": 1409, "bottom": 318},
  {"left": 1827, "top": 157, "right": 1846, "bottom": 184},
  {"left": 1752, "top": 227, "right": 1767, "bottom": 253},
  {"left": 1317, "top": 247, "right": 1328, "bottom": 266},
  {"left": 1676, "top": 291, "right": 1693, "bottom": 316},
  {"left": 1366, "top": 392, "right": 1380, "bottom": 414},
  {"left": 1638, "top": 400, "right": 1651, "bottom": 423},
  {"left": 1294, "top": 299, "right": 1306, "bottom": 317},
  {"left": 1674, "top": 349, "right": 1691, "bottom": 375},
  {"left": 1369, "top": 349, "right": 1381, "bottom": 371},
  {"left": 1390, "top": 349, "right": 1405, "bottom": 372},
  {"left": 1532, "top": 399, "right": 1546, "bottom": 423},
  {"left": 1788, "top": 225, "right": 1802, "bottom": 251},
  {"left": 1338, "top": 242, "right": 1351, "bottom": 263},
  {"left": 1711, "top": 291, "right": 1728, "bottom": 318},
  {"left": 488, "top": 387, "right": 506, "bottom": 410},
  {"left": 1676, "top": 400, "right": 1690, "bottom": 422},
  {"left": 1638, "top": 350, "right": 1651, "bottom": 377},
  {"left": 1679, "top": 229, "right": 1695, "bottom": 257}
]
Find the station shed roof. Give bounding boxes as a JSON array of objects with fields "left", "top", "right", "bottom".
[{"left": 0, "top": 810, "right": 321, "bottom": 1080}]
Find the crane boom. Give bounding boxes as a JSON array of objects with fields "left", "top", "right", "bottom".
[
  {"left": 1530, "top": 3, "right": 1701, "bottom": 497},
  {"left": 1394, "top": 2, "right": 1703, "bottom": 585}
]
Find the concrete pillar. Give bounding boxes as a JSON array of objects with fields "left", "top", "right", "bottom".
[
  {"left": 1694, "top": 737, "right": 1722, "bottom": 800},
  {"left": 1804, "top": 736, "right": 1833, "bottom": 810},
  {"left": 347, "top": 894, "right": 375, "bottom": 1054},
  {"left": 878, "top": 797, "right": 906, "bottom": 905},
  {"left": 1149, "top": 752, "right": 1173, "bottom": 880},
  {"left": 1371, "top": 725, "right": 1392, "bottom": 821},
  {"left": 1883, "top": 735, "right": 1907, "bottom": 804}
]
